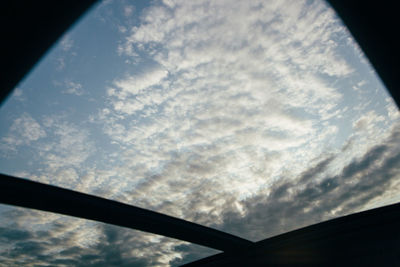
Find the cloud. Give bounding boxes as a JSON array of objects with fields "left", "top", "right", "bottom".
[
  {"left": 214, "top": 123, "right": 400, "bottom": 241},
  {"left": 54, "top": 35, "right": 77, "bottom": 71},
  {"left": 124, "top": 5, "right": 134, "bottom": 17},
  {"left": 1, "top": 114, "right": 98, "bottom": 194},
  {"left": 10, "top": 113, "right": 46, "bottom": 142},
  {"left": 0, "top": 227, "right": 32, "bottom": 242},
  {"left": 40, "top": 119, "right": 94, "bottom": 170},
  {"left": 56, "top": 57, "right": 66, "bottom": 70},
  {"left": 110, "top": 67, "right": 168, "bottom": 98},
  {"left": 353, "top": 110, "right": 385, "bottom": 132},
  {"left": 106, "top": 0, "right": 353, "bottom": 154},
  {"left": 15, "top": 116, "right": 101, "bottom": 195},
  {"left": 0, "top": 208, "right": 203, "bottom": 267},
  {"left": 88, "top": 0, "right": 400, "bottom": 232},
  {"left": 96, "top": 0, "right": 357, "bottom": 220},
  {"left": 10, "top": 88, "right": 26, "bottom": 102},
  {"left": 60, "top": 36, "right": 74, "bottom": 52},
  {"left": 0, "top": 113, "right": 46, "bottom": 153},
  {"left": 63, "top": 81, "right": 84, "bottom": 96}
]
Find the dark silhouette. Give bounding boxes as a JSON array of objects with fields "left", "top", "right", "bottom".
[
  {"left": 327, "top": 0, "right": 400, "bottom": 108},
  {"left": 184, "top": 202, "right": 400, "bottom": 266}
]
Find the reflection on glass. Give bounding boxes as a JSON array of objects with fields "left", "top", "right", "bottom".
[{"left": 1, "top": 0, "right": 400, "bottom": 265}]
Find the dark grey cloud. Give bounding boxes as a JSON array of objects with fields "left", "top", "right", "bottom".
[
  {"left": 0, "top": 222, "right": 161, "bottom": 267},
  {"left": 0, "top": 227, "right": 32, "bottom": 242},
  {"left": 213, "top": 125, "right": 400, "bottom": 241}
]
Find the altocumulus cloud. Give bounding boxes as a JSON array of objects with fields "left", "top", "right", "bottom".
[
  {"left": 1, "top": 113, "right": 46, "bottom": 153},
  {"left": 101, "top": 0, "right": 355, "bottom": 219}
]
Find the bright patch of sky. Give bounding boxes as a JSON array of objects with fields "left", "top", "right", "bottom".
[{"left": 1, "top": 0, "right": 400, "bottom": 266}]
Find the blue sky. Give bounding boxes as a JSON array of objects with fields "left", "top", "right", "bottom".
[{"left": 1, "top": 0, "right": 400, "bottom": 266}]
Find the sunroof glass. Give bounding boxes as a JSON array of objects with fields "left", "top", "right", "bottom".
[{"left": 1, "top": 0, "right": 399, "bottom": 265}]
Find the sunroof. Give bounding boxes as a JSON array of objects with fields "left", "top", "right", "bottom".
[{"left": 1, "top": 0, "right": 399, "bottom": 266}]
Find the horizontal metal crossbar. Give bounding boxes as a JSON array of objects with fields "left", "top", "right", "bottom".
[{"left": 0, "top": 174, "right": 253, "bottom": 252}]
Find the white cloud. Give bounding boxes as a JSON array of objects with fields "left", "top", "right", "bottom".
[
  {"left": 12, "top": 88, "right": 23, "bottom": 97},
  {"left": 60, "top": 35, "right": 74, "bottom": 51},
  {"left": 40, "top": 119, "right": 95, "bottom": 172},
  {"left": 353, "top": 110, "right": 385, "bottom": 132},
  {"left": 11, "top": 88, "right": 25, "bottom": 101},
  {"left": 0, "top": 113, "right": 46, "bottom": 152},
  {"left": 94, "top": 0, "right": 366, "bottom": 223},
  {"left": 124, "top": 5, "right": 134, "bottom": 17},
  {"left": 56, "top": 57, "right": 66, "bottom": 70},
  {"left": 112, "top": 68, "right": 168, "bottom": 97},
  {"left": 63, "top": 81, "right": 84, "bottom": 96},
  {"left": 5, "top": 115, "right": 98, "bottom": 191},
  {"left": 11, "top": 113, "right": 46, "bottom": 141}
]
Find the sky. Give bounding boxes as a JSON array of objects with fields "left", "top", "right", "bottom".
[{"left": 1, "top": 0, "right": 400, "bottom": 266}]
